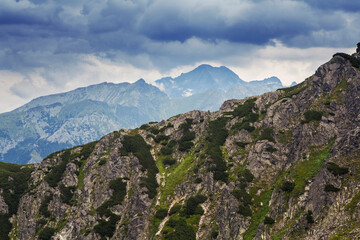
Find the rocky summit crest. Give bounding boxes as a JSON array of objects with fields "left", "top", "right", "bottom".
[{"left": 1, "top": 46, "right": 360, "bottom": 239}]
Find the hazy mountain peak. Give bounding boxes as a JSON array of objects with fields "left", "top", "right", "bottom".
[
  {"left": 155, "top": 64, "right": 244, "bottom": 98},
  {"left": 134, "top": 78, "right": 146, "bottom": 84}
]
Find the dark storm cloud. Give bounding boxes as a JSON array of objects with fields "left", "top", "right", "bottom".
[{"left": 0, "top": 0, "right": 359, "bottom": 72}]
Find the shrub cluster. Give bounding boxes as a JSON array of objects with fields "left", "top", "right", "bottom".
[
  {"left": 163, "top": 156, "right": 176, "bottom": 166},
  {"left": 164, "top": 217, "right": 196, "bottom": 240},
  {"left": 79, "top": 141, "right": 98, "bottom": 160},
  {"left": 38, "top": 227, "right": 55, "bottom": 240},
  {"left": 303, "top": 110, "right": 323, "bottom": 123},
  {"left": 98, "top": 158, "right": 107, "bottom": 166},
  {"left": 324, "top": 184, "right": 340, "bottom": 192},
  {"left": 235, "top": 142, "right": 249, "bottom": 148},
  {"left": 0, "top": 162, "right": 32, "bottom": 214},
  {"left": 264, "top": 216, "right": 275, "bottom": 225},
  {"left": 265, "top": 146, "right": 277, "bottom": 153},
  {"left": 178, "top": 119, "right": 195, "bottom": 152},
  {"left": 39, "top": 194, "right": 53, "bottom": 218},
  {"left": 0, "top": 214, "right": 12, "bottom": 240},
  {"left": 230, "top": 98, "right": 257, "bottom": 118},
  {"left": 281, "top": 181, "right": 295, "bottom": 192},
  {"left": 149, "top": 126, "right": 160, "bottom": 135},
  {"left": 160, "top": 146, "right": 173, "bottom": 156},
  {"left": 327, "top": 162, "right": 349, "bottom": 176},
  {"left": 229, "top": 99, "right": 258, "bottom": 133},
  {"left": 206, "top": 117, "right": 229, "bottom": 182},
  {"left": 183, "top": 195, "right": 207, "bottom": 216},
  {"left": 155, "top": 133, "right": 170, "bottom": 144},
  {"left": 169, "top": 204, "right": 182, "bottom": 216},
  {"left": 122, "top": 134, "right": 158, "bottom": 198},
  {"left": 94, "top": 215, "right": 120, "bottom": 239},
  {"left": 155, "top": 208, "right": 168, "bottom": 220},
  {"left": 45, "top": 149, "right": 72, "bottom": 187},
  {"left": 231, "top": 189, "right": 252, "bottom": 217},
  {"left": 306, "top": 210, "right": 314, "bottom": 224},
  {"left": 60, "top": 184, "right": 76, "bottom": 205},
  {"left": 258, "top": 128, "right": 275, "bottom": 142},
  {"left": 95, "top": 178, "right": 127, "bottom": 239}
]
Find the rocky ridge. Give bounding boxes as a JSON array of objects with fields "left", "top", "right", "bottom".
[{"left": 0, "top": 49, "right": 360, "bottom": 239}]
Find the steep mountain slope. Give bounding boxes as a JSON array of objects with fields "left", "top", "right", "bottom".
[
  {"left": 1, "top": 49, "right": 359, "bottom": 239},
  {"left": 0, "top": 66, "right": 283, "bottom": 164}
]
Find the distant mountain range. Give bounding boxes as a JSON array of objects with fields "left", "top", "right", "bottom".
[{"left": 0, "top": 64, "right": 289, "bottom": 164}]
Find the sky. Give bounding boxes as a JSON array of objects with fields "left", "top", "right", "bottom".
[{"left": 0, "top": 0, "right": 359, "bottom": 113}]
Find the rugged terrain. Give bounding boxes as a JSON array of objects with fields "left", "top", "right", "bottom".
[
  {"left": 0, "top": 65, "right": 283, "bottom": 164},
  {"left": 1, "top": 50, "right": 360, "bottom": 239}
]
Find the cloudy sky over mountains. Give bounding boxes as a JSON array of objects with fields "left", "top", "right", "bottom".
[{"left": 0, "top": 0, "right": 359, "bottom": 113}]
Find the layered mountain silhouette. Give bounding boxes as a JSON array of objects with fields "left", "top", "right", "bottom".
[{"left": 0, "top": 65, "right": 284, "bottom": 164}]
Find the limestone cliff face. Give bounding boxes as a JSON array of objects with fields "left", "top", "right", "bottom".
[{"left": 1, "top": 50, "right": 360, "bottom": 240}]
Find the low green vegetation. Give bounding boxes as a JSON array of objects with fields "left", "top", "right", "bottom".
[
  {"left": 98, "top": 158, "right": 107, "bottom": 166},
  {"left": 327, "top": 162, "right": 349, "bottom": 176},
  {"left": 178, "top": 119, "right": 196, "bottom": 152},
  {"left": 94, "top": 215, "right": 120, "bottom": 239},
  {"left": 264, "top": 216, "right": 275, "bottom": 225},
  {"left": 230, "top": 168, "right": 254, "bottom": 217},
  {"left": 243, "top": 187, "right": 273, "bottom": 240},
  {"left": 278, "top": 81, "right": 307, "bottom": 98},
  {"left": 94, "top": 178, "right": 127, "bottom": 239},
  {"left": 231, "top": 189, "right": 252, "bottom": 216},
  {"left": 227, "top": 98, "right": 258, "bottom": 133},
  {"left": 235, "top": 142, "right": 249, "bottom": 148},
  {"left": 281, "top": 181, "right": 295, "bottom": 192},
  {"left": 38, "top": 227, "right": 55, "bottom": 240},
  {"left": 288, "top": 139, "right": 334, "bottom": 198},
  {"left": 155, "top": 133, "right": 170, "bottom": 144},
  {"left": 169, "top": 205, "right": 182, "bottom": 215},
  {"left": 160, "top": 154, "right": 195, "bottom": 202},
  {"left": 97, "top": 178, "right": 127, "bottom": 216},
  {"left": 163, "top": 156, "right": 176, "bottom": 166},
  {"left": 206, "top": 117, "right": 229, "bottom": 182},
  {"left": 163, "top": 217, "right": 196, "bottom": 240},
  {"left": 160, "top": 195, "right": 206, "bottom": 240},
  {"left": 39, "top": 194, "right": 53, "bottom": 218},
  {"left": 302, "top": 110, "right": 323, "bottom": 123},
  {"left": 0, "top": 214, "right": 12, "bottom": 240},
  {"left": 324, "top": 184, "right": 340, "bottom": 192},
  {"left": 306, "top": 210, "right": 314, "bottom": 224},
  {"left": 45, "top": 150, "right": 72, "bottom": 187},
  {"left": 0, "top": 161, "right": 33, "bottom": 240},
  {"left": 345, "top": 190, "right": 360, "bottom": 214},
  {"left": 183, "top": 195, "right": 207, "bottom": 216},
  {"left": 160, "top": 146, "right": 173, "bottom": 156},
  {"left": 279, "top": 130, "right": 293, "bottom": 144},
  {"left": 226, "top": 98, "right": 257, "bottom": 118},
  {"left": 265, "top": 146, "right": 277, "bottom": 153},
  {"left": 155, "top": 208, "right": 168, "bottom": 220},
  {"left": 258, "top": 127, "right": 275, "bottom": 142},
  {"left": 60, "top": 184, "right": 76, "bottom": 205},
  {"left": 122, "top": 134, "right": 158, "bottom": 198}
]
